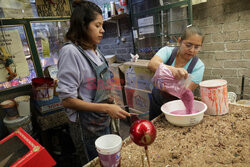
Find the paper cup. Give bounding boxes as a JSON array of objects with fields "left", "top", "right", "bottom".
[
  {"left": 95, "top": 134, "right": 122, "bottom": 167},
  {"left": 199, "top": 79, "right": 228, "bottom": 115},
  {"left": 14, "top": 96, "right": 30, "bottom": 116}
]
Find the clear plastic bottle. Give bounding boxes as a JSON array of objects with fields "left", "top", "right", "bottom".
[
  {"left": 110, "top": 1, "right": 116, "bottom": 16},
  {"left": 104, "top": 3, "right": 108, "bottom": 19}
]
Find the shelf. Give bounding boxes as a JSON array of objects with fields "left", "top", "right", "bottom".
[
  {"left": 103, "top": 13, "right": 128, "bottom": 23},
  {"left": 103, "top": 13, "right": 129, "bottom": 37}
]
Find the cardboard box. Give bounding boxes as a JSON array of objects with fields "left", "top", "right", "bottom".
[
  {"left": 105, "top": 55, "right": 116, "bottom": 65},
  {"left": 111, "top": 85, "right": 127, "bottom": 107},
  {"left": 125, "top": 85, "right": 151, "bottom": 112},
  {"left": 0, "top": 128, "right": 56, "bottom": 167},
  {"left": 123, "top": 60, "right": 154, "bottom": 91},
  {"left": 129, "top": 108, "right": 149, "bottom": 120},
  {"left": 109, "top": 63, "right": 125, "bottom": 86},
  {"left": 44, "top": 65, "right": 58, "bottom": 80},
  {"left": 34, "top": 96, "right": 64, "bottom": 115}
]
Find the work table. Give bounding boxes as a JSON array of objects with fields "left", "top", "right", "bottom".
[{"left": 84, "top": 103, "right": 249, "bottom": 167}]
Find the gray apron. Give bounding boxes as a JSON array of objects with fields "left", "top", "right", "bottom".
[
  {"left": 149, "top": 47, "right": 199, "bottom": 120},
  {"left": 73, "top": 44, "right": 113, "bottom": 161}
]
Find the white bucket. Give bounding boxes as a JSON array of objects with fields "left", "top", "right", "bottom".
[
  {"left": 95, "top": 134, "right": 122, "bottom": 167},
  {"left": 199, "top": 79, "right": 228, "bottom": 115},
  {"left": 14, "top": 96, "right": 30, "bottom": 116},
  {"left": 161, "top": 100, "right": 207, "bottom": 126},
  {"left": 3, "top": 115, "right": 33, "bottom": 134}
]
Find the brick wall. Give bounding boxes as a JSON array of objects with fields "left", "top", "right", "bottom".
[
  {"left": 89, "top": 0, "right": 134, "bottom": 62},
  {"left": 89, "top": 0, "right": 250, "bottom": 99},
  {"left": 193, "top": 0, "right": 250, "bottom": 99}
]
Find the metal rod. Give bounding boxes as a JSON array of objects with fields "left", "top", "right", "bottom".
[
  {"left": 240, "top": 75, "right": 245, "bottom": 99},
  {"left": 187, "top": 0, "right": 193, "bottom": 25},
  {"left": 116, "top": 20, "right": 121, "bottom": 37}
]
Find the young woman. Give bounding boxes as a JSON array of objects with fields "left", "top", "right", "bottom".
[
  {"left": 56, "top": 0, "right": 130, "bottom": 163},
  {"left": 148, "top": 26, "right": 205, "bottom": 120}
]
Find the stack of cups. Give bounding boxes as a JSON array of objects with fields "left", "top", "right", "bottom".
[{"left": 14, "top": 96, "right": 31, "bottom": 117}]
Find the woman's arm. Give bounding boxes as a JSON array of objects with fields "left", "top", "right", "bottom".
[
  {"left": 188, "top": 59, "right": 205, "bottom": 91},
  {"left": 148, "top": 55, "right": 163, "bottom": 72},
  {"left": 148, "top": 55, "right": 188, "bottom": 80},
  {"left": 188, "top": 81, "right": 198, "bottom": 91},
  {"left": 62, "top": 97, "right": 130, "bottom": 119}
]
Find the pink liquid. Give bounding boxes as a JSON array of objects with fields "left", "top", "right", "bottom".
[
  {"left": 180, "top": 89, "right": 194, "bottom": 114},
  {"left": 170, "top": 109, "right": 200, "bottom": 115}
]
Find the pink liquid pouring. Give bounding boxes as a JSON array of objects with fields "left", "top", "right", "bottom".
[{"left": 180, "top": 89, "right": 194, "bottom": 114}]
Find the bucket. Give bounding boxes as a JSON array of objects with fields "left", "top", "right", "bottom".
[
  {"left": 0, "top": 100, "right": 18, "bottom": 119},
  {"left": 3, "top": 115, "right": 33, "bottom": 134},
  {"left": 161, "top": 100, "right": 207, "bottom": 126},
  {"left": 32, "top": 77, "right": 54, "bottom": 101},
  {"left": 199, "top": 79, "right": 228, "bottom": 115},
  {"left": 95, "top": 134, "right": 122, "bottom": 167},
  {"left": 14, "top": 95, "right": 30, "bottom": 116}
]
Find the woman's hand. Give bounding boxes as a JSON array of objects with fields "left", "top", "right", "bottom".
[
  {"left": 168, "top": 66, "right": 188, "bottom": 80},
  {"left": 62, "top": 97, "right": 131, "bottom": 119},
  {"left": 104, "top": 104, "right": 130, "bottom": 119}
]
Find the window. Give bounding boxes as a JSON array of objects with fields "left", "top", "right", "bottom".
[{"left": 0, "top": 25, "right": 36, "bottom": 90}]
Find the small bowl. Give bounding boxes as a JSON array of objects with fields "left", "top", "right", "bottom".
[{"left": 161, "top": 100, "right": 207, "bottom": 127}]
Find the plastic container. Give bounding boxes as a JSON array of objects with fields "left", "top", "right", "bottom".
[
  {"left": 199, "top": 79, "right": 228, "bottom": 115},
  {"left": 161, "top": 100, "right": 207, "bottom": 126},
  {"left": 0, "top": 100, "right": 18, "bottom": 119},
  {"left": 110, "top": 1, "right": 116, "bottom": 16},
  {"left": 236, "top": 100, "right": 250, "bottom": 106},
  {"left": 3, "top": 115, "right": 33, "bottom": 134},
  {"left": 95, "top": 134, "right": 122, "bottom": 167},
  {"left": 32, "top": 77, "right": 54, "bottom": 101},
  {"left": 14, "top": 95, "right": 31, "bottom": 116},
  {"left": 228, "top": 92, "right": 237, "bottom": 104}
]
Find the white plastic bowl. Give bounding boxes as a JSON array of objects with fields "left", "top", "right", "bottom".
[{"left": 161, "top": 100, "right": 207, "bottom": 127}]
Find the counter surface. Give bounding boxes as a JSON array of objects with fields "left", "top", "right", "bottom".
[{"left": 84, "top": 103, "right": 249, "bottom": 167}]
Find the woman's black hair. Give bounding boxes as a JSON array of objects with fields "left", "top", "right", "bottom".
[
  {"left": 66, "top": 0, "right": 102, "bottom": 49},
  {"left": 181, "top": 25, "right": 205, "bottom": 43}
]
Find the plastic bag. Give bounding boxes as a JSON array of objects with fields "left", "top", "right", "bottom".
[
  {"left": 152, "top": 63, "right": 191, "bottom": 98},
  {"left": 152, "top": 63, "right": 194, "bottom": 113}
]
